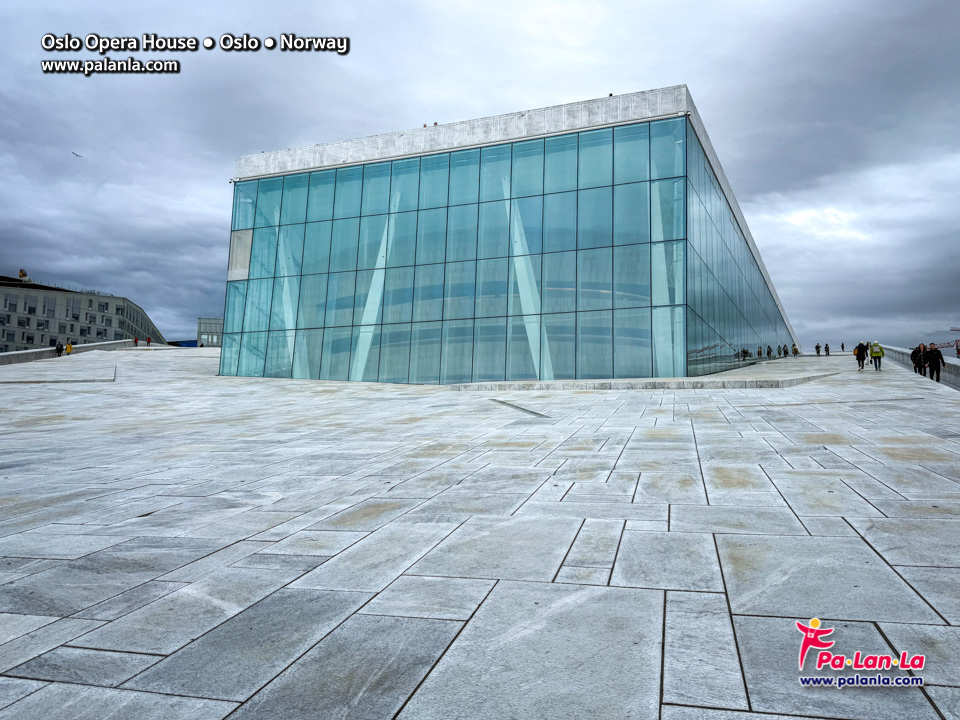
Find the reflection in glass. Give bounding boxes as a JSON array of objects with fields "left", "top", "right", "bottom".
[
  {"left": 237, "top": 331, "right": 267, "bottom": 376},
  {"left": 292, "top": 329, "right": 323, "bottom": 379},
  {"left": 297, "top": 274, "right": 328, "bottom": 329},
  {"left": 302, "top": 222, "right": 332, "bottom": 275},
  {"left": 614, "top": 308, "right": 652, "bottom": 378},
  {"left": 541, "top": 312, "right": 574, "bottom": 380},
  {"left": 378, "top": 323, "right": 411, "bottom": 383},
  {"left": 254, "top": 177, "right": 282, "bottom": 228},
  {"left": 614, "top": 183, "right": 650, "bottom": 245},
  {"left": 232, "top": 181, "right": 257, "bottom": 231},
  {"left": 224, "top": 281, "right": 247, "bottom": 333},
  {"left": 279, "top": 174, "right": 309, "bottom": 225},
  {"left": 543, "top": 192, "right": 577, "bottom": 253},
  {"left": 320, "top": 327, "right": 352, "bottom": 380},
  {"left": 473, "top": 317, "right": 506, "bottom": 381},
  {"left": 269, "top": 276, "right": 300, "bottom": 330},
  {"left": 390, "top": 158, "right": 420, "bottom": 213},
  {"left": 306, "top": 170, "right": 336, "bottom": 222},
  {"left": 440, "top": 320, "right": 473, "bottom": 384},
  {"left": 544, "top": 134, "right": 577, "bottom": 194},
  {"left": 577, "top": 310, "right": 612, "bottom": 379},
  {"left": 264, "top": 330, "right": 295, "bottom": 378},
  {"left": 578, "top": 128, "right": 612, "bottom": 189},
  {"left": 577, "top": 247, "right": 612, "bottom": 311},
  {"left": 275, "top": 224, "right": 305, "bottom": 277},
  {"left": 577, "top": 188, "right": 612, "bottom": 249},
  {"left": 449, "top": 149, "right": 480, "bottom": 206},
  {"left": 507, "top": 314, "right": 539, "bottom": 380},
  {"left": 446, "top": 204, "right": 478, "bottom": 262},
  {"left": 220, "top": 333, "right": 241, "bottom": 375},
  {"left": 512, "top": 139, "right": 544, "bottom": 198},
  {"left": 410, "top": 321, "right": 442, "bottom": 383},
  {"left": 333, "top": 166, "right": 362, "bottom": 219},
  {"left": 614, "top": 124, "right": 650, "bottom": 185},
  {"left": 480, "top": 145, "right": 511, "bottom": 202},
  {"left": 614, "top": 244, "right": 651, "bottom": 308},
  {"left": 420, "top": 154, "right": 450, "bottom": 209},
  {"left": 542, "top": 251, "right": 576, "bottom": 314},
  {"left": 361, "top": 163, "right": 391, "bottom": 216},
  {"left": 651, "top": 240, "right": 685, "bottom": 306}
]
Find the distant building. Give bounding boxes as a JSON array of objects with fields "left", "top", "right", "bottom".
[
  {"left": 0, "top": 273, "right": 165, "bottom": 353},
  {"left": 197, "top": 317, "right": 223, "bottom": 347}
]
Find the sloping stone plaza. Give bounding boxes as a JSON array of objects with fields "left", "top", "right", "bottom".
[{"left": 0, "top": 348, "right": 958, "bottom": 719}]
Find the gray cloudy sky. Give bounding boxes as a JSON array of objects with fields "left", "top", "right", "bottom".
[{"left": 2, "top": 0, "right": 958, "bottom": 350}]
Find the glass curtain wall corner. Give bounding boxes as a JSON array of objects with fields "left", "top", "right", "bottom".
[{"left": 221, "top": 115, "right": 791, "bottom": 383}]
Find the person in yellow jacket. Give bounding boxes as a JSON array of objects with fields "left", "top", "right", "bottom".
[
  {"left": 65, "top": 342, "right": 73, "bottom": 355},
  {"left": 869, "top": 341, "right": 885, "bottom": 372}
]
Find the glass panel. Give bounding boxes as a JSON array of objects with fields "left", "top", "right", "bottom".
[
  {"left": 446, "top": 204, "right": 478, "bottom": 262},
  {"left": 544, "top": 134, "right": 577, "bottom": 194},
  {"left": 296, "top": 274, "right": 327, "bottom": 329},
  {"left": 541, "top": 312, "right": 575, "bottom": 380},
  {"left": 652, "top": 305, "right": 685, "bottom": 377},
  {"left": 227, "top": 230, "right": 253, "bottom": 281},
  {"left": 292, "top": 328, "right": 323, "bottom": 379},
  {"left": 275, "top": 224, "right": 305, "bottom": 277},
  {"left": 506, "top": 315, "right": 539, "bottom": 380},
  {"left": 614, "top": 308, "right": 652, "bottom": 378},
  {"left": 333, "top": 166, "right": 362, "bottom": 219},
  {"left": 302, "top": 221, "right": 332, "bottom": 275},
  {"left": 320, "top": 326, "right": 352, "bottom": 380},
  {"left": 475, "top": 258, "right": 508, "bottom": 317},
  {"left": 306, "top": 170, "right": 336, "bottom": 222},
  {"left": 577, "top": 187, "right": 612, "bottom": 249},
  {"left": 510, "top": 196, "right": 542, "bottom": 255},
  {"left": 387, "top": 212, "right": 417, "bottom": 267},
  {"left": 577, "top": 247, "right": 613, "bottom": 310},
  {"left": 416, "top": 208, "right": 447, "bottom": 265},
  {"left": 219, "top": 333, "right": 241, "bottom": 375},
  {"left": 223, "top": 281, "right": 247, "bottom": 333},
  {"left": 329, "top": 218, "right": 360, "bottom": 272},
  {"left": 443, "top": 261, "right": 476, "bottom": 320},
  {"left": 382, "top": 267, "right": 414, "bottom": 323},
  {"left": 542, "top": 192, "right": 577, "bottom": 253},
  {"left": 650, "top": 118, "right": 685, "bottom": 180},
  {"left": 440, "top": 319, "right": 474, "bottom": 384},
  {"left": 651, "top": 179, "right": 685, "bottom": 242},
  {"left": 358, "top": 215, "right": 388, "bottom": 270},
  {"left": 473, "top": 317, "right": 506, "bottom": 381},
  {"left": 378, "top": 323, "right": 411, "bottom": 383},
  {"left": 478, "top": 201, "right": 509, "bottom": 259},
  {"left": 409, "top": 321, "right": 442, "bottom": 384},
  {"left": 578, "top": 128, "right": 612, "bottom": 189},
  {"left": 248, "top": 227, "right": 278, "bottom": 278},
  {"left": 349, "top": 325, "right": 381, "bottom": 381},
  {"left": 361, "top": 162, "right": 391, "bottom": 216},
  {"left": 614, "top": 244, "right": 651, "bottom": 308},
  {"left": 353, "top": 269, "right": 384, "bottom": 325},
  {"left": 448, "top": 148, "right": 480, "bottom": 206},
  {"left": 324, "top": 271, "right": 356, "bottom": 327},
  {"left": 254, "top": 177, "right": 282, "bottom": 228},
  {"left": 651, "top": 240, "right": 685, "bottom": 306},
  {"left": 412, "top": 264, "right": 445, "bottom": 322},
  {"left": 237, "top": 332, "right": 267, "bottom": 377},
  {"left": 542, "top": 251, "right": 576, "bottom": 314},
  {"left": 419, "top": 153, "right": 449, "bottom": 209},
  {"left": 507, "top": 254, "right": 542, "bottom": 317},
  {"left": 479, "top": 145, "right": 511, "bottom": 202},
  {"left": 279, "top": 174, "right": 309, "bottom": 225},
  {"left": 577, "top": 310, "right": 612, "bottom": 379},
  {"left": 232, "top": 181, "right": 257, "bottom": 231},
  {"left": 264, "top": 330, "right": 295, "bottom": 378},
  {"left": 614, "top": 182, "right": 650, "bottom": 245},
  {"left": 614, "top": 123, "right": 650, "bottom": 184},
  {"left": 512, "top": 139, "right": 543, "bottom": 198},
  {"left": 242, "top": 278, "right": 273, "bottom": 332},
  {"left": 269, "top": 276, "right": 300, "bottom": 330},
  {"left": 390, "top": 158, "right": 420, "bottom": 213}
]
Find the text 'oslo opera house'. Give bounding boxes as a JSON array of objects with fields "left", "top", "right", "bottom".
[{"left": 219, "top": 85, "right": 796, "bottom": 384}]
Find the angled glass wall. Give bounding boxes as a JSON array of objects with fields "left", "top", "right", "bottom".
[
  {"left": 685, "top": 123, "right": 792, "bottom": 375},
  {"left": 222, "top": 116, "right": 791, "bottom": 383}
]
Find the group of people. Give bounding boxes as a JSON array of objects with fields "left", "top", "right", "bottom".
[
  {"left": 851, "top": 341, "right": 884, "bottom": 371},
  {"left": 814, "top": 343, "right": 832, "bottom": 356},
  {"left": 133, "top": 337, "right": 152, "bottom": 347},
  {"left": 911, "top": 343, "right": 946, "bottom": 383}
]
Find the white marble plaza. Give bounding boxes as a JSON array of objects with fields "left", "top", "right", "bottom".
[{"left": 0, "top": 348, "right": 957, "bottom": 719}]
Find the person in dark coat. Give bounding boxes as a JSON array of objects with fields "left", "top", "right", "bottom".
[
  {"left": 854, "top": 342, "right": 867, "bottom": 371},
  {"left": 841, "top": 342, "right": 845, "bottom": 352},
  {"left": 815, "top": 343, "right": 821, "bottom": 356},
  {"left": 924, "top": 343, "right": 945, "bottom": 383},
  {"left": 911, "top": 345, "right": 923, "bottom": 374},
  {"left": 824, "top": 343, "right": 830, "bottom": 356},
  {"left": 55, "top": 341, "right": 64, "bottom": 357}
]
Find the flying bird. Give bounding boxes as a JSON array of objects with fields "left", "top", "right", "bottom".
[{"left": 71, "top": 151, "right": 82, "bottom": 157}]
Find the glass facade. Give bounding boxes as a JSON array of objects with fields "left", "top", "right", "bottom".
[{"left": 221, "top": 116, "right": 791, "bottom": 383}]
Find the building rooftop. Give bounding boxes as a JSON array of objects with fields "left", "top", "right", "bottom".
[{"left": 0, "top": 349, "right": 957, "bottom": 717}]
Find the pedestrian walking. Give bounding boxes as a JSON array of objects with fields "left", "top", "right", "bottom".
[
  {"left": 146, "top": 337, "right": 152, "bottom": 347},
  {"left": 134, "top": 337, "right": 139, "bottom": 347},
  {"left": 870, "top": 341, "right": 885, "bottom": 371},
  {"left": 911, "top": 344, "right": 924, "bottom": 374},
  {"left": 816, "top": 343, "right": 821, "bottom": 356},
  {"left": 824, "top": 343, "right": 830, "bottom": 356},
  {"left": 792, "top": 343, "right": 799, "bottom": 358},
  {"left": 767, "top": 345, "right": 772, "bottom": 359},
  {"left": 854, "top": 341, "right": 867, "bottom": 371},
  {"left": 841, "top": 342, "right": 845, "bottom": 352},
  {"left": 65, "top": 342, "right": 73, "bottom": 355},
  {"left": 55, "top": 341, "right": 63, "bottom": 358},
  {"left": 924, "top": 343, "right": 945, "bottom": 383}
]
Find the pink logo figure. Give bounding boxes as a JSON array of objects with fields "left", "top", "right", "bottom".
[{"left": 797, "top": 618, "right": 834, "bottom": 670}]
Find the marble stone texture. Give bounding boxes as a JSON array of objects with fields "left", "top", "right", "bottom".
[{"left": 0, "top": 350, "right": 958, "bottom": 718}]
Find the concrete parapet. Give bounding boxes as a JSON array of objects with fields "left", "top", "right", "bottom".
[
  {"left": 884, "top": 345, "right": 959, "bottom": 391},
  {"left": 0, "top": 339, "right": 134, "bottom": 367}
]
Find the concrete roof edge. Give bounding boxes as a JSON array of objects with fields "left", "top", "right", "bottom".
[{"left": 234, "top": 85, "right": 690, "bottom": 180}]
